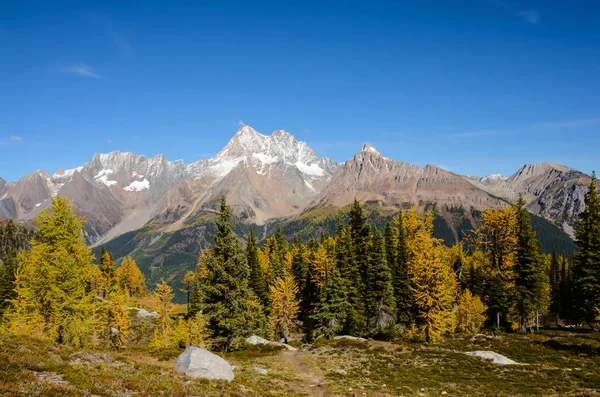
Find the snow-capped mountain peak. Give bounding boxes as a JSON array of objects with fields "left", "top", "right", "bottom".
[
  {"left": 479, "top": 173, "right": 509, "bottom": 184},
  {"left": 188, "top": 125, "right": 337, "bottom": 181}
]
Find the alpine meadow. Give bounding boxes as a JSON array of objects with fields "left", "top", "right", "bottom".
[{"left": 2, "top": 1, "right": 600, "bottom": 396}]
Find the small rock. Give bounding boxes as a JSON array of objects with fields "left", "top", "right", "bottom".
[
  {"left": 254, "top": 367, "right": 268, "bottom": 375},
  {"left": 334, "top": 369, "right": 347, "bottom": 375},
  {"left": 442, "top": 392, "right": 448, "bottom": 395}
]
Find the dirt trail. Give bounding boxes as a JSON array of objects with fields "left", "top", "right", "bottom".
[{"left": 283, "top": 350, "right": 329, "bottom": 397}]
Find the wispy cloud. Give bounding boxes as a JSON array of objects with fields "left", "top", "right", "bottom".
[
  {"left": 59, "top": 64, "right": 106, "bottom": 79},
  {"left": 236, "top": 120, "right": 245, "bottom": 127},
  {"left": 105, "top": 138, "right": 112, "bottom": 144},
  {"left": 446, "top": 118, "right": 600, "bottom": 139},
  {"left": 517, "top": 10, "right": 540, "bottom": 25},
  {"left": 9, "top": 135, "right": 22, "bottom": 142},
  {"left": 489, "top": 0, "right": 541, "bottom": 25}
]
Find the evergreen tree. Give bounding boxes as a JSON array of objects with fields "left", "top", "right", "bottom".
[
  {"left": 549, "top": 250, "right": 562, "bottom": 322},
  {"left": 334, "top": 218, "right": 365, "bottom": 335},
  {"left": 384, "top": 222, "right": 397, "bottom": 277},
  {"left": 465, "top": 207, "right": 517, "bottom": 329},
  {"left": 572, "top": 172, "right": 600, "bottom": 328},
  {"left": 365, "top": 229, "right": 396, "bottom": 333},
  {"left": 559, "top": 256, "right": 572, "bottom": 322},
  {"left": 5, "top": 197, "right": 94, "bottom": 347},
  {"left": 346, "top": 200, "right": 370, "bottom": 334},
  {"left": 264, "top": 236, "right": 286, "bottom": 285},
  {"left": 392, "top": 211, "right": 415, "bottom": 326},
  {"left": 99, "top": 246, "right": 116, "bottom": 282},
  {"left": 198, "top": 196, "right": 257, "bottom": 350},
  {"left": 247, "top": 228, "right": 268, "bottom": 308},
  {"left": 348, "top": 199, "right": 370, "bottom": 281},
  {"left": 513, "top": 195, "right": 549, "bottom": 331}
]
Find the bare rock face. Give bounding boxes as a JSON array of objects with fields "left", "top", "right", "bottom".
[
  {"left": 310, "top": 143, "right": 507, "bottom": 213},
  {"left": 174, "top": 346, "right": 234, "bottom": 381},
  {"left": 465, "top": 163, "right": 593, "bottom": 235}
]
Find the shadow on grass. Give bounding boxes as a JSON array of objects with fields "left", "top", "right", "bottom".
[{"left": 540, "top": 339, "right": 600, "bottom": 356}]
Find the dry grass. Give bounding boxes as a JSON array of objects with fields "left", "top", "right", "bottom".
[{"left": 1, "top": 329, "right": 599, "bottom": 396}]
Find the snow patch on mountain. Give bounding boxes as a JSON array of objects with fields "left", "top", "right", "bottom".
[
  {"left": 252, "top": 152, "right": 278, "bottom": 165},
  {"left": 480, "top": 174, "right": 509, "bottom": 184},
  {"left": 124, "top": 179, "right": 150, "bottom": 191},
  {"left": 294, "top": 161, "right": 325, "bottom": 177},
  {"left": 95, "top": 169, "right": 117, "bottom": 187}
]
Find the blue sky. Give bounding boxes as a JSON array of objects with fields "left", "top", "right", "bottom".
[{"left": 1, "top": 0, "right": 599, "bottom": 181}]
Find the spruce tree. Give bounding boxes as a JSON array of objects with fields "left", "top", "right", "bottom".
[
  {"left": 572, "top": 172, "right": 600, "bottom": 327},
  {"left": 335, "top": 216, "right": 366, "bottom": 335},
  {"left": 198, "top": 196, "right": 257, "bottom": 350},
  {"left": 393, "top": 211, "right": 415, "bottom": 326},
  {"left": 346, "top": 199, "right": 370, "bottom": 334},
  {"left": 549, "top": 250, "right": 561, "bottom": 322},
  {"left": 247, "top": 228, "right": 268, "bottom": 308},
  {"left": 513, "top": 195, "right": 549, "bottom": 331},
  {"left": 349, "top": 199, "right": 370, "bottom": 281},
  {"left": 365, "top": 229, "right": 396, "bottom": 334}
]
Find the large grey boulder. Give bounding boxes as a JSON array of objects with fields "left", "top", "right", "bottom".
[
  {"left": 465, "top": 351, "right": 520, "bottom": 365},
  {"left": 174, "top": 346, "right": 234, "bottom": 381}
]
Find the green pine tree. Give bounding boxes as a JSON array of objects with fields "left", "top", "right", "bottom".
[
  {"left": 345, "top": 200, "right": 369, "bottom": 334},
  {"left": 549, "top": 250, "right": 561, "bottom": 322},
  {"left": 572, "top": 172, "right": 600, "bottom": 327},
  {"left": 334, "top": 215, "right": 366, "bottom": 335},
  {"left": 247, "top": 228, "right": 268, "bottom": 308},
  {"left": 392, "top": 211, "right": 415, "bottom": 326},
  {"left": 365, "top": 229, "right": 396, "bottom": 334},
  {"left": 514, "top": 195, "right": 549, "bottom": 331},
  {"left": 198, "top": 196, "right": 260, "bottom": 350}
]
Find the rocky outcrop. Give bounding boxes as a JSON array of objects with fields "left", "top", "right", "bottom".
[
  {"left": 246, "top": 335, "right": 297, "bottom": 351},
  {"left": 465, "top": 351, "right": 520, "bottom": 365},
  {"left": 173, "top": 346, "right": 234, "bottom": 381}
]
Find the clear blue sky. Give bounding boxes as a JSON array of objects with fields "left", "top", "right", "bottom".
[{"left": 1, "top": 0, "right": 599, "bottom": 182}]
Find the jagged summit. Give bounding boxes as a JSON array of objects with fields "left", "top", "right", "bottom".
[{"left": 361, "top": 143, "right": 379, "bottom": 154}]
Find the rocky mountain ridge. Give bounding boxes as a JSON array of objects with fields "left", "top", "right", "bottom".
[{"left": 0, "top": 125, "right": 593, "bottom": 244}]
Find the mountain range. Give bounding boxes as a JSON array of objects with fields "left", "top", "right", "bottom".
[{"left": 3, "top": 124, "right": 591, "bottom": 300}]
